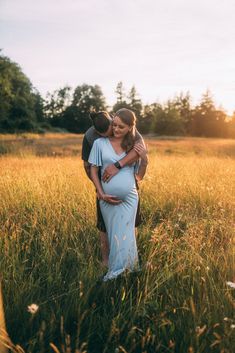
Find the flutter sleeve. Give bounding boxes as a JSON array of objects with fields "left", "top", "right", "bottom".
[{"left": 88, "top": 139, "right": 103, "bottom": 167}]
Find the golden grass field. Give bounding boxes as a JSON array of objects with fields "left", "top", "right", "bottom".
[{"left": 0, "top": 133, "right": 234, "bottom": 353}]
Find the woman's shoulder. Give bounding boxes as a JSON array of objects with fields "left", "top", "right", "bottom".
[{"left": 93, "top": 137, "right": 108, "bottom": 147}]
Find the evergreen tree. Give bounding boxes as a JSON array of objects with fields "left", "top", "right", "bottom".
[
  {"left": 127, "top": 85, "right": 143, "bottom": 121},
  {"left": 138, "top": 104, "right": 156, "bottom": 134},
  {"left": 113, "top": 81, "right": 130, "bottom": 112},
  {"left": 192, "top": 91, "right": 227, "bottom": 137},
  {"left": 227, "top": 112, "right": 235, "bottom": 138},
  {"left": 173, "top": 92, "right": 193, "bottom": 134},
  {"left": 152, "top": 100, "right": 185, "bottom": 136}
]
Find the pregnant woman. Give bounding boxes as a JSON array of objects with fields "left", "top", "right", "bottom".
[{"left": 88, "top": 108, "right": 148, "bottom": 281}]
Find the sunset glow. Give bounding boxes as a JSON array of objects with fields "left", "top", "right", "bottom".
[{"left": 1, "top": 0, "right": 235, "bottom": 113}]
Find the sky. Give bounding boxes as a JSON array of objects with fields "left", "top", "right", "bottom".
[{"left": 1, "top": 0, "right": 235, "bottom": 114}]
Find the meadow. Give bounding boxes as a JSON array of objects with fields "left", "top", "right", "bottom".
[{"left": 0, "top": 133, "right": 234, "bottom": 353}]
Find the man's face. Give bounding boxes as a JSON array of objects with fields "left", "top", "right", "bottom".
[{"left": 96, "top": 120, "right": 113, "bottom": 137}]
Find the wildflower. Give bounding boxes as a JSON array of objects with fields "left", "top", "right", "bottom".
[
  {"left": 231, "top": 324, "right": 235, "bottom": 329},
  {"left": 168, "top": 340, "right": 175, "bottom": 348},
  {"left": 146, "top": 261, "right": 154, "bottom": 270},
  {"left": 195, "top": 325, "right": 206, "bottom": 336},
  {"left": 223, "top": 317, "right": 229, "bottom": 321},
  {"left": 226, "top": 281, "right": 235, "bottom": 289},
  {"left": 27, "top": 303, "right": 39, "bottom": 314}
]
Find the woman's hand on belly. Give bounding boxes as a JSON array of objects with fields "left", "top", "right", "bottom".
[{"left": 99, "top": 193, "right": 122, "bottom": 205}]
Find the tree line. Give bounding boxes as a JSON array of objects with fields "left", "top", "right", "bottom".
[{"left": 1, "top": 52, "right": 235, "bottom": 137}]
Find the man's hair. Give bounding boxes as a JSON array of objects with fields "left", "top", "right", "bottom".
[{"left": 89, "top": 111, "right": 112, "bottom": 133}]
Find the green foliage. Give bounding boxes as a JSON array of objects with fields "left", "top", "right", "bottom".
[
  {"left": 113, "top": 83, "right": 143, "bottom": 125},
  {"left": 44, "top": 84, "right": 107, "bottom": 133},
  {"left": 227, "top": 113, "right": 235, "bottom": 138},
  {"left": 68, "top": 84, "right": 107, "bottom": 133},
  {"left": 191, "top": 91, "right": 228, "bottom": 137},
  {"left": 0, "top": 52, "right": 44, "bottom": 132},
  {"left": 1, "top": 53, "right": 234, "bottom": 137}
]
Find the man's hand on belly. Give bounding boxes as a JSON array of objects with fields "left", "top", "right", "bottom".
[{"left": 102, "top": 164, "right": 119, "bottom": 183}]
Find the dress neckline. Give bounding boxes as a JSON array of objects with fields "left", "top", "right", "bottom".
[{"left": 107, "top": 138, "right": 126, "bottom": 157}]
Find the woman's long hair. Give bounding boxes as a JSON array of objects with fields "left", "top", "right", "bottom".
[{"left": 115, "top": 108, "right": 136, "bottom": 152}]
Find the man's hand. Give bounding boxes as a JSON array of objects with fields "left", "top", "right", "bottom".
[{"left": 102, "top": 164, "right": 119, "bottom": 183}]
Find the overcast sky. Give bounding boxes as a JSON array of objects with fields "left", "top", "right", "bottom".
[{"left": 1, "top": 0, "right": 235, "bottom": 113}]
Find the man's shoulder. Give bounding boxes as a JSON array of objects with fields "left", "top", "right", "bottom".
[{"left": 85, "top": 126, "right": 100, "bottom": 146}]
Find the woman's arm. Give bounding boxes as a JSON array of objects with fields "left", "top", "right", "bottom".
[
  {"left": 90, "top": 166, "right": 122, "bottom": 204},
  {"left": 102, "top": 139, "right": 146, "bottom": 183}
]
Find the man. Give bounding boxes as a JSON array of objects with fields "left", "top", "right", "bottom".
[{"left": 81, "top": 111, "right": 147, "bottom": 266}]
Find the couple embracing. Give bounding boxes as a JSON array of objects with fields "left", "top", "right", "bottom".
[{"left": 82, "top": 108, "right": 148, "bottom": 282}]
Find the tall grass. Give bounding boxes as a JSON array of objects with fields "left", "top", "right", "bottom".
[{"left": 0, "top": 136, "right": 234, "bottom": 352}]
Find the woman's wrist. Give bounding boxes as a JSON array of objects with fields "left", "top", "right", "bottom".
[{"left": 96, "top": 189, "right": 105, "bottom": 200}]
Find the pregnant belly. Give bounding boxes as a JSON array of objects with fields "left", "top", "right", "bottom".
[{"left": 101, "top": 170, "right": 136, "bottom": 200}]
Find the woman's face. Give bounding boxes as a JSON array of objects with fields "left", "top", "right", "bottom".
[{"left": 112, "top": 116, "right": 132, "bottom": 138}]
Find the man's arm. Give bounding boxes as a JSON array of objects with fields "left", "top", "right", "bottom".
[
  {"left": 102, "top": 133, "right": 146, "bottom": 183},
  {"left": 134, "top": 144, "right": 148, "bottom": 182},
  {"left": 83, "top": 161, "right": 91, "bottom": 179},
  {"left": 82, "top": 135, "right": 92, "bottom": 179},
  {"left": 119, "top": 130, "right": 145, "bottom": 167}
]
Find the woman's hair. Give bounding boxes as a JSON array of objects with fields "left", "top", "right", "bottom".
[
  {"left": 89, "top": 111, "right": 112, "bottom": 133},
  {"left": 115, "top": 108, "right": 136, "bottom": 152}
]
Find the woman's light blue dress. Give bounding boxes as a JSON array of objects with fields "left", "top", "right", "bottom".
[{"left": 88, "top": 138, "right": 139, "bottom": 281}]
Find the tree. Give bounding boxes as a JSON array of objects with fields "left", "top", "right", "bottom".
[
  {"left": 192, "top": 91, "right": 227, "bottom": 137},
  {"left": 151, "top": 100, "right": 185, "bottom": 135},
  {"left": 44, "top": 86, "right": 72, "bottom": 127},
  {"left": 0, "top": 52, "right": 38, "bottom": 132},
  {"left": 62, "top": 84, "right": 106, "bottom": 133},
  {"left": 227, "top": 112, "right": 235, "bottom": 138},
  {"left": 113, "top": 83, "right": 143, "bottom": 124},
  {"left": 115, "top": 81, "right": 126, "bottom": 104},
  {"left": 113, "top": 81, "right": 130, "bottom": 113},
  {"left": 33, "top": 90, "right": 45, "bottom": 123},
  {"left": 138, "top": 104, "right": 156, "bottom": 134},
  {"left": 173, "top": 92, "right": 193, "bottom": 134},
  {"left": 128, "top": 86, "right": 143, "bottom": 121}
]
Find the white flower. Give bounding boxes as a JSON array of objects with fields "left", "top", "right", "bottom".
[
  {"left": 231, "top": 324, "right": 235, "bottom": 329},
  {"left": 223, "top": 317, "right": 229, "bottom": 321},
  {"left": 226, "top": 281, "right": 235, "bottom": 289},
  {"left": 27, "top": 303, "right": 39, "bottom": 314}
]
